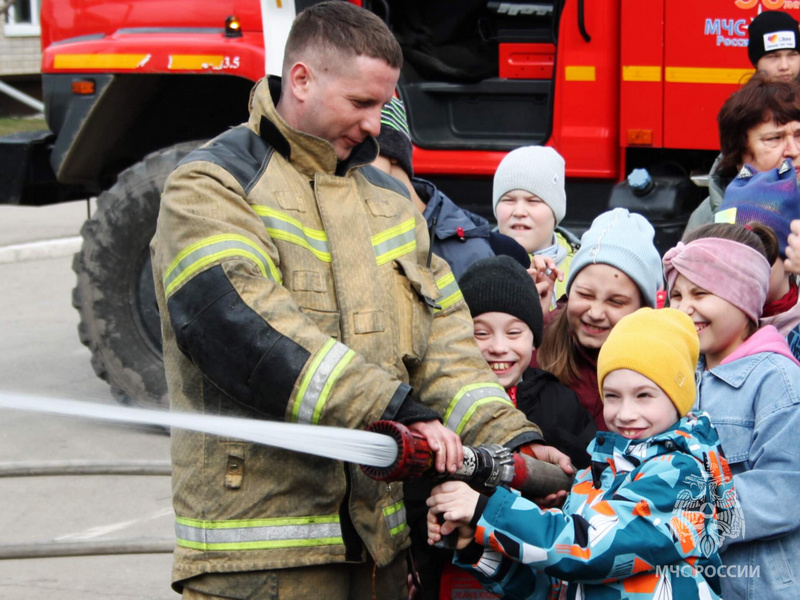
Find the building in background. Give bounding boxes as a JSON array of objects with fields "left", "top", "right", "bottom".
[{"left": 1, "top": 0, "right": 42, "bottom": 115}]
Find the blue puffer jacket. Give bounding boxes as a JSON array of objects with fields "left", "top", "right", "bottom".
[
  {"left": 456, "top": 412, "right": 738, "bottom": 600},
  {"left": 414, "top": 178, "right": 496, "bottom": 280}
]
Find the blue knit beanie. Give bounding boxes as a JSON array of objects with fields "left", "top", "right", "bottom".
[
  {"left": 716, "top": 160, "right": 800, "bottom": 258},
  {"left": 566, "top": 208, "right": 663, "bottom": 307}
]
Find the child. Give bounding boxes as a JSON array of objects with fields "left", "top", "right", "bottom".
[
  {"left": 459, "top": 255, "right": 596, "bottom": 469},
  {"left": 664, "top": 223, "right": 800, "bottom": 600},
  {"left": 493, "top": 146, "right": 580, "bottom": 305},
  {"left": 714, "top": 160, "right": 800, "bottom": 359},
  {"left": 427, "top": 308, "right": 737, "bottom": 600},
  {"left": 535, "top": 208, "right": 663, "bottom": 431}
]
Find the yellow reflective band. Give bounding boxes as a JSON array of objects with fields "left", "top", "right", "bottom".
[
  {"left": 383, "top": 500, "right": 404, "bottom": 516},
  {"left": 434, "top": 272, "right": 463, "bottom": 313},
  {"left": 372, "top": 218, "right": 417, "bottom": 265},
  {"left": 383, "top": 501, "right": 408, "bottom": 537},
  {"left": 388, "top": 522, "right": 407, "bottom": 537},
  {"left": 175, "top": 514, "right": 344, "bottom": 551},
  {"left": 665, "top": 67, "right": 753, "bottom": 85},
  {"left": 53, "top": 54, "right": 149, "bottom": 70},
  {"left": 176, "top": 515, "right": 340, "bottom": 529},
  {"left": 164, "top": 234, "right": 281, "bottom": 298},
  {"left": 169, "top": 55, "right": 225, "bottom": 70},
  {"left": 177, "top": 538, "right": 343, "bottom": 551},
  {"left": 254, "top": 206, "right": 332, "bottom": 263},
  {"left": 443, "top": 383, "right": 511, "bottom": 435},
  {"left": 565, "top": 66, "right": 596, "bottom": 81},
  {"left": 622, "top": 65, "right": 662, "bottom": 82},
  {"left": 291, "top": 339, "right": 356, "bottom": 424}
]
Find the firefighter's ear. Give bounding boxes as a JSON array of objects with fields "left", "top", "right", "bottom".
[{"left": 288, "top": 62, "right": 312, "bottom": 101}]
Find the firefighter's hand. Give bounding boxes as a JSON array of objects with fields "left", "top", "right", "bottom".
[
  {"left": 785, "top": 220, "right": 800, "bottom": 274},
  {"left": 408, "top": 420, "right": 463, "bottom": 473},
  {"left": 520, "top": 443, "right": 574, "bottom": 507}
]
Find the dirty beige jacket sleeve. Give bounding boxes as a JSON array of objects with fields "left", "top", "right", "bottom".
[{"left": 153, "top": 160, "right": 420, "bottom": 430}]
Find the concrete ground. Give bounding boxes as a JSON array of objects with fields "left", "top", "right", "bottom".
[{"left": 0, "top": 199, "right": 176, "bottom": 599}]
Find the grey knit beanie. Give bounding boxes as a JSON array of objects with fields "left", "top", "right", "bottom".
[
  {"left": 459, "top": 255, "right": 543, "bottom": 347},
  {"left": 492, "top": 146, "right": 567, "bottom": 225},
  {"left": 566, "top": 208, "right": 663, "bottom": 307}
]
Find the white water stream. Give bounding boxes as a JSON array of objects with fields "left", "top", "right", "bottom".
[{"left": 0, "top": 392, "right": 398, "bottom": 467}]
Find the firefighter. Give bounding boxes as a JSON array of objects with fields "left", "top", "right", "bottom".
[{"left": 151, "top": 3, "right": 568, "bottom": 599}]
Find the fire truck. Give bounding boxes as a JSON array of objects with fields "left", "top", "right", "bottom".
[{"left": 1, "top": 0, "right": 796, "bottom": 408}]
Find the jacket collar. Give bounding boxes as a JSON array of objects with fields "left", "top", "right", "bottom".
[
  {"left": 248, "top": 77, "right": 379, "bottom": 178},
  {"left": 700, "top": 325, "right": 800, "bottom": 388},
  {"left": 586, "top": 412, "right": 719, "bottom": 484}
]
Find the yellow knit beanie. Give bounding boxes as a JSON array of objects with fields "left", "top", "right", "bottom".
[{"left": 597, "top": 308, "right": 699, "bottom": 417}]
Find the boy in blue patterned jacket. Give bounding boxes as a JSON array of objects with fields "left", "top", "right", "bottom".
[{"left": 427, "top": 308, "right": 740, "bottom": 600}]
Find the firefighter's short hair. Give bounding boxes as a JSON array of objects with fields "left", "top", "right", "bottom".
[
  {"left": 717, "top": 73, "right": 800, "bottom": 177},
  {"left": 283, "top": 1, "right": 402, "bottom": 73}
]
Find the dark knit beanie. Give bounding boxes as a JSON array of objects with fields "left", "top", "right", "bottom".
[
  {"left": 748, "top": 11, "right": 800, "bottom": 67},
  {"left": 376, "top": 97, "right": 414, "bottom": 179},
  {"left": 458, "top": 255, "right": 544, "bottom": 347},
  {"left": 488, "top": 231, "right": 532, "bottom": 269}
]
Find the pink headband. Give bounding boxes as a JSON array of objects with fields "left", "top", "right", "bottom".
[{"left": 662, "top": 238, "right": 771, "bottom": 324}]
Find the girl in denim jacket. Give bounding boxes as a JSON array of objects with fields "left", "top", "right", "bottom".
[{"left": 664, "top": 223, "right": 800, "bottom": 600}]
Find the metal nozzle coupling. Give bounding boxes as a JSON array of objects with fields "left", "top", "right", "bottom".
[{"left": 452, "top": 444, "right": 515, "bottom": 489}]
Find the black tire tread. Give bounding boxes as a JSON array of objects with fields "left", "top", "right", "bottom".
[{"left": 72, "top": 141, "right": 202, "bottom": 408}]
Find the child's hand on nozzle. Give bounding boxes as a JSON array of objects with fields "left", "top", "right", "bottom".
[
  {"left": 426, "top": 481, "right": 479, "bottom": 550},
  {"left": 426, "top": 507, "right": 476, "bottom": 550}
]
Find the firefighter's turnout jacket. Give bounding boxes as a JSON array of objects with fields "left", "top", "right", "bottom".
[{"left": 151, "top": 78, "right": 542, "bottom": 587}]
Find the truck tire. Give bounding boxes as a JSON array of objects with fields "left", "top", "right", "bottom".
[{"left": 72, "top": 141, "right": 203, "bottom": 408}]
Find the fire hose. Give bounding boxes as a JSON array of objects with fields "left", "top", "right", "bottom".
[{"left": 0, "top": 393, "right": 574, "bottom": 554}]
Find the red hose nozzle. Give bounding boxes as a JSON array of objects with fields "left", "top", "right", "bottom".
[{"left": 361, "top": 420, "right": 434, "bottom": 481}]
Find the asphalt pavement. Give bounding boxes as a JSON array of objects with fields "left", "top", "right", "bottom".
[{"left": 0, "top": 199, "right": 176, "bottom": 599}]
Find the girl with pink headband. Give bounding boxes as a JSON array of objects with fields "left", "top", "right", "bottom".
[{"left": 663, "top": 223, "right": 800, "bottom": 600}]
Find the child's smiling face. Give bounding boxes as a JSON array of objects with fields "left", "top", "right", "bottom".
[
  {"left": 668, "top": 273, "right": 750, "bottom": 370},
  {"left": 566, "top": 264, "right": 643, "bottom": 350},
  {"left": 602, "top": 369, "right": 680, "bottom": 440},
  {"left": 472, "top": 312, "right": 534, "bottom": 389}
]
